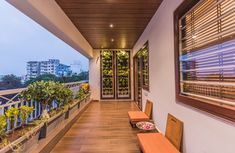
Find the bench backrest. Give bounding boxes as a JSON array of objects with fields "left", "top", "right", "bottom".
[
  {"left": 144, "top": 100, "right": 153, "bottom": 119},
  {"left": 165, "top": 114, "right": 183, "bottom": 151}
]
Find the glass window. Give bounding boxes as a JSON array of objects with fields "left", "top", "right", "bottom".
[{"left": 175, "top": 0, "right": 235, "bottom": 121}]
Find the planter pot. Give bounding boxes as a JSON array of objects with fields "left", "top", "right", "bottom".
[
  {"left": 47, "top": 112, "right": 64, "bottom": 135},
  {"left": 64, "top": 110, "right": 69, "bottom": 120},
  {"left": 77, "top": 102, "right": 81, "bottom": 109},
  {"left": 68, "top": 102, "right": 79, "bottom": 118},
  {"left": 80, "top": 99, "right": 85, "bottom": 107},
  {"left": 39, "top": 112, "right": 64, "bottom": 139},
  {"left": 85, "top": 94, "right": 91, "bottom": 103},
  {"left": 0, "top": 123, "right": 43, "bottom": 153}
]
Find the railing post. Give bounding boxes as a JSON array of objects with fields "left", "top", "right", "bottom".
[
  {"left": 30, "top": 100, "right": 33, "bottom": 121},
  {"left": 34, "top": 101, "right": 37, "bottom": 118}
]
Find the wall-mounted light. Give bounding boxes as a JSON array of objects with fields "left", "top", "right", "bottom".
[
  {"left": 111, "top": 38, "right": 115, "bottom": 42},
  {"left": 192, "top": 35, "right": 197, "bottom": 39},
  {"left": 96, "top": 57, "right": 99, "bottom": 64}
]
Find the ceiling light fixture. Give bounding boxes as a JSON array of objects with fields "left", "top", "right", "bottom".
[{"left": 109, "top": 24, "right": 114, "bottom": 28}]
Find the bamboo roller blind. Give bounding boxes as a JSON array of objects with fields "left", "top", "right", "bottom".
[{"left": 179, "top": 0, "right": 235, "bottom": 106}]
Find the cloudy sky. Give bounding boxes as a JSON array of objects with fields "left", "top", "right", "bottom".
[{"left": 0, "top": 1, "right": 89, "bottom": 76}]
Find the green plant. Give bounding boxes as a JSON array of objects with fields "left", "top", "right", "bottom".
[
  {"left": 20, "top": 81, "right": 74, "bottom": 119},
  {"left": 0, "top": 115, "right": 7, "bottom": 139},
  {"left": 5, "top": 108, "right": 19, "bottom": 130},
  {"left": 56, "top": 84, "right": 73, "bottom": 106},
  {"left": 101, "top": 50, "right": 112, "bottom": 60},
  {"left": 117, "top": 50, "right": 129, "bottom": 62},
  {"left": 19, "top": 106, "right": 34, "bottom": 126},
  {"left": 80, "top": 83, "right": 89, "bottom": 94},
  {"left": 76, "top": 88, "right": 85, "bottom": 100}
]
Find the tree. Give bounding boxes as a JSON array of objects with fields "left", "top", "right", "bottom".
[
  {"left": 24, "top": 71, "right": 89, "bottom": 86},
  {"left": 24, "top": 74, "right": 58, "bottom": 86},
  {"left": 0, "top": 74, "right": 23, "bottom": 90}
]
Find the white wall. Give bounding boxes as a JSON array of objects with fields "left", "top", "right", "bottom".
[
  {"left": 133, "top": 0, "right": 235, "bottom": 153},
  {"left": 89, "top": 49, "right": 101, "bottom": 101}
]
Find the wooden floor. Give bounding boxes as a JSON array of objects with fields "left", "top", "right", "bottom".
[{"left": 51, "top": 101, "right": 141, "bottom": 153}]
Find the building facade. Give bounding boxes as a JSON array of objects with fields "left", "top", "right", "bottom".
[{"left": 26, "top": 59, "right": 71, "bottom": 80}]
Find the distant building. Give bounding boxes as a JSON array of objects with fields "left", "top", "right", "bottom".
[
  {"left": 57, "top": 64, "right": 72, "bottom": 77},
  {"left": 39, "top": 59, "right": 60, "bottom": 76},
  {"left": 26, "top": 61, "right": 40, "bottom": 80},
  {"left": 0, "top": 75, "right": 4, "bottom": 81},
  {"left": 26, "top": 59, "right": 71, "bottom": 80}
]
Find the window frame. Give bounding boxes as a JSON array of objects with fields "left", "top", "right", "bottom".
[
  {"left": 174, "top": 0, "right": 235, "bottom": 122},
  {"left": 141, "top": 41, "right": 150, "bottom": 91}
]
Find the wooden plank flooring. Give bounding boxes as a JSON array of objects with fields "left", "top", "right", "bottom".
[{"left": 51, "top": 101, "right": 141, "bottom": 153}]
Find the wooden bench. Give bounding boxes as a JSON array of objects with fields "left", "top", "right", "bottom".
[
  {"left": 128, "top": 100, "right": 153, "bottom": 127},
  {"left": 137, "top": 114, "right": 183, "bottom": 153},
  {"left": 138, "top": 133, "right": 180, "bottom": 153}
]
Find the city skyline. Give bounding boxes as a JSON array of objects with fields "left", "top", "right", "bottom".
[{"left": 0, "top": 1, "right": 88, "bottom": 76}]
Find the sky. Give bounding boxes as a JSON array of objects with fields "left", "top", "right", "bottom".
[{"left": 0, "top": 1, "right": 89, "bottom": 76}]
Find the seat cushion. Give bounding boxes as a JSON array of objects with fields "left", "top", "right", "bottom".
[
  {"left": 128, "top": 111, "right": 149, "bottom": 121},
  {"left": 137, "top": 133, "right": 180, "bottom": 153}
]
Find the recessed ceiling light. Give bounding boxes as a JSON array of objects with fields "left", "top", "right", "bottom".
[
  {"left": 111, "top": 38, "right": 114, "bottom": 42},
  {"left": 109, "top": 24, "right": 114, "bottom": 28}
]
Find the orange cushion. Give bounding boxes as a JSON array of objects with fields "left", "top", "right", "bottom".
[
  {"left": 128, "top": 111, "right": 149, "bottom": 121},
  {"left": 137, "top": 133, "right": 180, "bottom": 153}
]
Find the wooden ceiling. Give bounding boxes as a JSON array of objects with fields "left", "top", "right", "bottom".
[{"left": 55, "top": 0, "right": 163, "bottom": 49}]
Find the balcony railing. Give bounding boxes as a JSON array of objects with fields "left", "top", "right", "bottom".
[{"left": 0, "top": 81, "right": 87, "bottom": 131}]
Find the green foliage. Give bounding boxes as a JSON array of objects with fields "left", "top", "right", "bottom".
[
  {"left": 75, "top": 83, "right": 90, "bottom": 100},
  {"left": 0, "top": 115, "right": 7, "bottom": 138},
  {"left": 103, "top": 70, "right": 113, "bottom": 76},
  {"left": 20, "top": 81, "right": 73, "bottom": 119},
  {"left": 24, "top": 74, "right": 58, "bottom": 86},
  {"left": 101, "top": 50, "right": 112, "bottom": 60},
  {"left": 117, "top": 50, "right": 129, "bottom": 61},
  {"left": 24, "top": 71, "right": 89, "bottom": 86},
  {"left": 5, "top": 107, "right": 20, "bottom": 130},
  {"left": 56, "top": 83, "right": 73, "bottom": 106},
  {"left": 21, "top": 81, "right": 56, "bottom": 108},
  {"left": 0, "top": 74, "right": 23, "bottom": 90},
  {"left": 76, "top": 88, "right": 85, "bottom": 100},
  {"left": 19, "top": 106, "right": 34, "bottom": 125}
]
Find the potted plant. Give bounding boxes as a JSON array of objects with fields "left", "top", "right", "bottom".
[
  {"left": 80, "top": 83, "right": 90, "bottom": 102},
  {"left": 0, "top": 115, "right": 7, "bottom": 143},
  {"left": 20, "top": 81, "right": 70, "bottom": 139},
  {"left": 19, "top": 106, "right": 34, "bottom": 127},
  {"left": 21, "top": 81, "right": 54, "bottom": 119},
  {"left": 75, "top": 87, "right": 85, "bottom": 108},
  {"left": 0, "top": 106, "right": 44, "bottom": 153},
  {"left": 5, "top": 108, "right": 19, "bottom": 132},
  {"left": 56, "top": 85, "right": 73, "bottom": 119}
]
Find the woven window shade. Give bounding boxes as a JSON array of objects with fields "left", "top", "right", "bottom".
[{"left": 179, "top": 0, "right": 235, "bottom": 106}]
